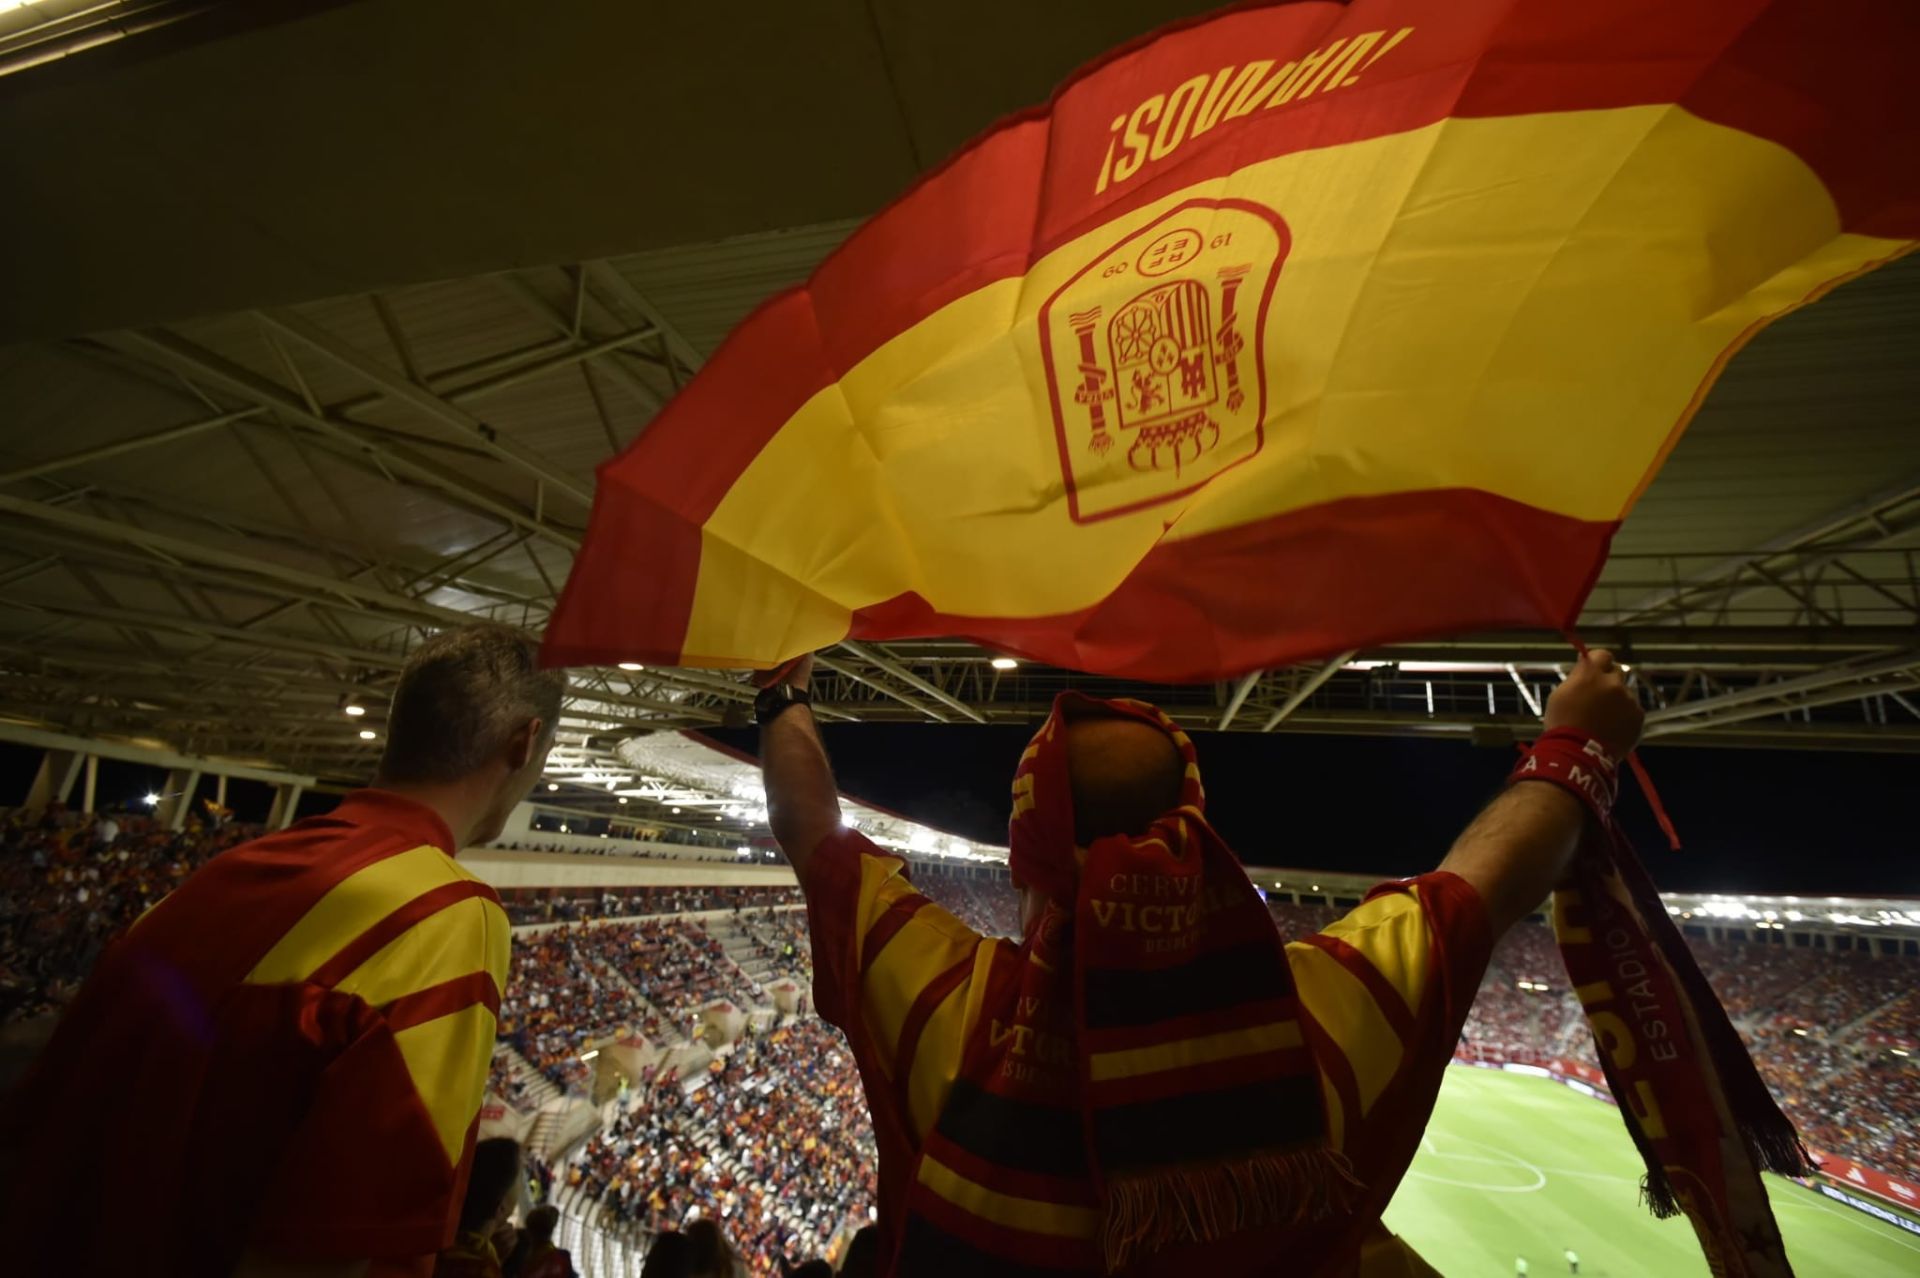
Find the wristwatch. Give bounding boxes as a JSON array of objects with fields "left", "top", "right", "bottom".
[{"left": 755, "top": 681, "right": 813, "bottom": 727}]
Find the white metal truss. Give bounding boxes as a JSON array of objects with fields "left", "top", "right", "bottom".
[{"left": 5, "top": 251, "right": 1920, "bottom": 828}]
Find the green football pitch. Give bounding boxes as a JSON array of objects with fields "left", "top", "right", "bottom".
[{"left": 1383, "top": 1066, "right": 1920, "bottom": 1276}]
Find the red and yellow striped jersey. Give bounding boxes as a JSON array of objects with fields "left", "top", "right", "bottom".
[
  {"left": 804, "top": 828, "right": 1490, "bottom": 1276},
  {"left": 0, "top": 790, "right": 510, "bottom": 1278}
]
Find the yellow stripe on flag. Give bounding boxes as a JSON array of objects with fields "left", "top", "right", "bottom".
[{"left": 682, "top": 106, "right": 1902, "bottom": 664}]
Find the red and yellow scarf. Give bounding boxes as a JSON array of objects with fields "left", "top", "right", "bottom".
[
  {"left": 1515, "top": 729, "right": 1812, "bottom": 1278},
  {"left": 992, "top": 692, "right": 1358, "bottom": 1270}
]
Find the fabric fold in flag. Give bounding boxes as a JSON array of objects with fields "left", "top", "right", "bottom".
[{"left": 545, "top": 0, "right": 1918, "bottom": 682}]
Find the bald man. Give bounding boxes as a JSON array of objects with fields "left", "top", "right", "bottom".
[{"left": 758, "top": 651, "right": 1642, "bottom": 1277}]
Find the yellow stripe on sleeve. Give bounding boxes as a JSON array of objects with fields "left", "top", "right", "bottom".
[
  {"left": 394, "top": 1001, "right": 498, "bottom": 1165},
  {"left": 858, "top": 864, "right": 982, "bottom": 1079},
  {"left": 332, "top": 895, "right": 511, "bottom": 1009},
  {"left": 247, "top": 845, "right": 476, "bottom": 985},
  {"left": 1287, "top": 940, "right": 1405, "bottom": 1118},
  {"left": 1318, "top": 888, "right": 1431, "bottom": 1020}
]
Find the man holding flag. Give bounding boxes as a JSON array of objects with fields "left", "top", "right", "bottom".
[{"left": 757, "top": 647, "right": 1735, "bottom": 1275}]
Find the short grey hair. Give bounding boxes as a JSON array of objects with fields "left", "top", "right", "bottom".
[{"left": 376, "top": 623, "right": 566, "bottom": 784}]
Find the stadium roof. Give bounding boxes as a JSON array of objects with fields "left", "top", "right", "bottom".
[{"left": 2, "top": 1, "right": 1919, "bottom": 827}]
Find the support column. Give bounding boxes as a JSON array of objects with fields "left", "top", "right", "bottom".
[
  {"left": 24, "top": 749, "right": 84, "bottom": 811},
  {"left": 266, "top": 783, "right": 306, "bottom": 831},
  {"left": 214, "top": 774, "right": 228, "bottom": 810},
  {"left": 158, "top": 768, "right": 202, "bottom": 832},
  {"left": 81, "top": 754, "right": 99, "bottom": 815}
]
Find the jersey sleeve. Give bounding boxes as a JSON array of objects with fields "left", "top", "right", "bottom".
[
  {"left": 803, "top": 827, "right": 987, "bottom": 1144},
  {"left": 1285, "top": 871, "right": 1491, "bottom": 1146},
  {"left": 249, "top": 862, "right": 513, "bottom": 1259}
]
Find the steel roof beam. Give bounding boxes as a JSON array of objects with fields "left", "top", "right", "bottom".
[
  {"left": 256, "top": 307, "right": 595, "bottom": 507},
  {"left": 116, "top": 330, "right": 582, "bottom": 551}
]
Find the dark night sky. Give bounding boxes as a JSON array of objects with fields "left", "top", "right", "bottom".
[
  {"left": 8, "top": 730, "right": 1912, "bottom": 897},
  {"left": 712, "top": 725, "right": 1918, "bottom": 898}
]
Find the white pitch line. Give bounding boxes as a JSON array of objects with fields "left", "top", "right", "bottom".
[{"left": 1775, "top": 1192, "right": 1920, "bottom": 1256}]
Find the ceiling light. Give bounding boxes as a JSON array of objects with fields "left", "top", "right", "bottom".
[
  {"left": 546, "top": 782, "right": 559, "bottom": 792},
  {"left": 358, "top": 729, "right": 377, "bottom": 740},
  {"left": 990, "top": 657, "right": 1018, "bottom": 670},
  {"left": 736, "top": 846, "right": 750, "bottom": 856},
  {"left": 580, "top": 1049, "right": 599, "bottom": 1061},
  {"left": 143, "top": 792, "right": 160, "bottom": 807},
  {"left": 559, "top": 824, "right": 569, "bottom": 833},
  {"left": 714, "top": 816, "right": 723, "bottom": 822},
  {"left": 618, "top": 662, "right": 645, "bottom": 671},
  {"left": 605, "top": 780, "right": 617, "bottom": 790},
  {"left": 617, "top": 797, "right": 628, "bottom": 805},
  {"left": 343, "top": 703, "right": 366, "bottom": 717},
  {"left": 670, "top": 806, "right": 680, "bottom": 814}
]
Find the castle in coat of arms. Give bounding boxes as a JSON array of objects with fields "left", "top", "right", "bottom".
[{"left": 1040, "top": 199, "right": 1289, "bottom": 523}]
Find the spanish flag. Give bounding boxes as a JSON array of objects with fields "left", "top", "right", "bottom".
[{"left": 545, "top": 0, "right": 1917, "bottom": 681}]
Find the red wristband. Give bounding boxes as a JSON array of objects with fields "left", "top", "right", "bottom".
[{"left": 1508, "top": 727, "right": 1620, "bottom": 827}]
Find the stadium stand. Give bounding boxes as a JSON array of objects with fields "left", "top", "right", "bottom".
[
  {"left": 5, "top": 811, "right": 1915, "bottom": 1271},
  {"left": 562, "top": 1019, "right": 875, "bottom": 1273}
]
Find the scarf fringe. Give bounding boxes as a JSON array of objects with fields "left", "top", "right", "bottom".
[{"left": 1100, "top": 1146, "right": 1363, "bottom": 1273}]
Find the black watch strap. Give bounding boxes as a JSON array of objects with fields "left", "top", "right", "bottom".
[{"left": 755, "top": 682, "right": 812, "bottom": 727}]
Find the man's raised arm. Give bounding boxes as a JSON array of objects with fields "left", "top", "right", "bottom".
[
  {"left": 756, "top": 655, "right": 842, "bottom": 883},
  {"left": 1439, "top": 649, "right": 1645, "bottom": 938}
]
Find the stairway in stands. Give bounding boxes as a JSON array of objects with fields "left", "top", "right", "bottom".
[
  {"left": 495, "top": 1042, "right": 562, "bottom": 1109},
  {"left": 707, "top": 906, "right": 808, "bottom": 993}
]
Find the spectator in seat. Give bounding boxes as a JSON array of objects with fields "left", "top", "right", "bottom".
[
  {"left": 436, "top": 1137, "right": 525, "bottom": 1277},
  {"left": 759, "top": 650, "right": 1643, "bottom": 1276},
  {"left": 503, "top": 1204, "right": 575, "bottom": 1278},
  {"left": 0, "top": 624, "right": 564, "bottom": 1277}
]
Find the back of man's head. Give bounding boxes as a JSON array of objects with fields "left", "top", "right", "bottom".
[
  {"left": 524, "top": 1203, "right": 559, "bottom": 1245},
  {"left": 1064, "top": 715, "right": 1185, "bottom": 842},
  {"left": 641, "top": 1231, "right": 692, "bottom": 1278},
  {"left": 377, "top": 624, "right": 564, "bottom": 785},
  {"left": 458, "top": 1136, "right": 522, "bottom": 1234}
]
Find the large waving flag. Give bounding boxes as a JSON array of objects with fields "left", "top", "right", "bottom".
[{"left": 545, "top": 0, "right": 1917, "bottom": 681}]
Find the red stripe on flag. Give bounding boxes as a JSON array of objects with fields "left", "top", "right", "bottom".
[{"left": 848, "top": 489, "right": 1616, "bottom": 682}]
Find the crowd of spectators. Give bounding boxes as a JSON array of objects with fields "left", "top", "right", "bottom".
[
  {"left": 0, "top": 806, "right": 253, "bottom": 1024},
  {"left": 499, "top": 918, "right": 770, "bottom": 1086},
  {"left": 910, "top": 871, "right": 1020, "bottom": 937},
  {"left": 566, "top": 1019, "right": 876, "bottom": 1275},
  {"left": 4, "top": 805, "right": 1915, "bottom": 1204},
  {"left": 498, "top": 925, "right": 651, "bottom": 1089},
  {"left": 500, "top": 885, "right": 803, "bottom": 927},
  {"left": 1451, "top": 916, "right": 1920, "bottom": 1181}
]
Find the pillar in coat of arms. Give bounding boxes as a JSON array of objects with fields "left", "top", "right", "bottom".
[{"left": 1040, "top": 198, "right": 1289, "bottom": 524}]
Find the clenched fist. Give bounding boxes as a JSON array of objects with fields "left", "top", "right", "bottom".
[{"left": 1544, "top": 648, "right": 1645, "bottom": 761}]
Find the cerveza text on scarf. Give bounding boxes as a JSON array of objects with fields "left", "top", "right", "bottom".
[{"left": 1087, "top": 874, "right": 1242, "bottom": 955}]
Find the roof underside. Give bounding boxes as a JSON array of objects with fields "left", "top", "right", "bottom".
[{"left": 2, "top": 1, "right": 1918, "bottom": 842}]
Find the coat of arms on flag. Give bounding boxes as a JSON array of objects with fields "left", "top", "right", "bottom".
[
  {"left": 546, "top": 0, "right": 1918, "bottom": 684},
  {"left": 1042, "top": 201, "right": 1287, "bottom": 521}
]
